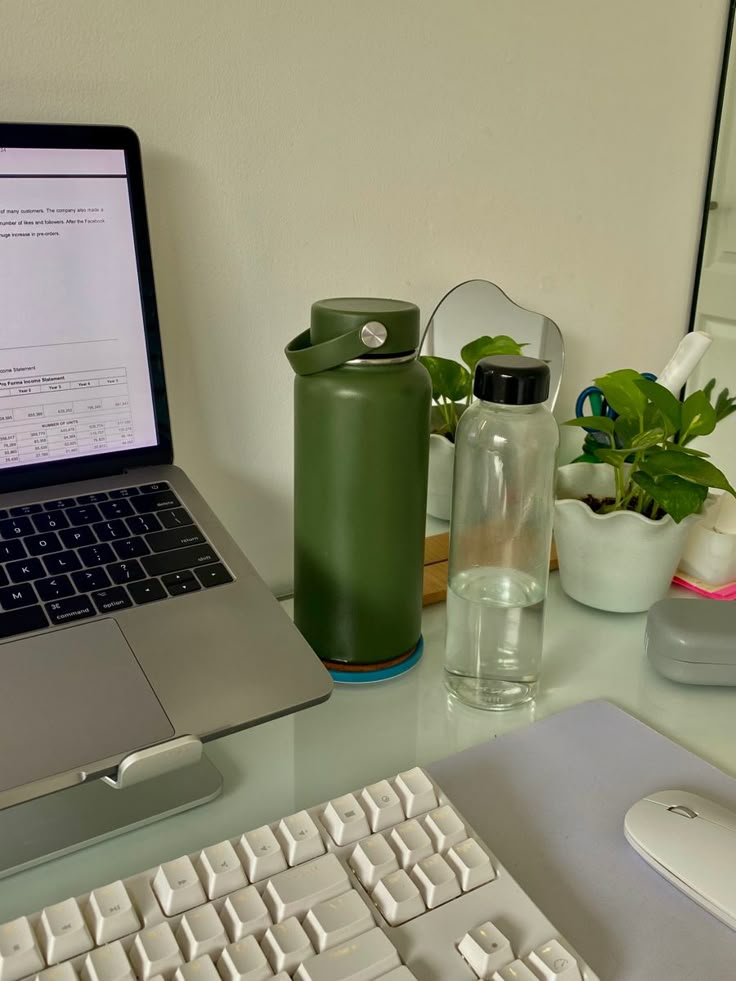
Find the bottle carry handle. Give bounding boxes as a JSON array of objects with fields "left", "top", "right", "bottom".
[{"left": 285, "top": 327, "right": 370, "bottom": 376}]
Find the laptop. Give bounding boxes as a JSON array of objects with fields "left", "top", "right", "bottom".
[{"left": 0, "top": 123, "right": 332, "bottom": 810}]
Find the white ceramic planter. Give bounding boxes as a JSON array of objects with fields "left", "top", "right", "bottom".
[
  {"left": 554, "top": 462, "right": 700, "bottom": 613},
  {"left": 427, "top": 433, "right": 455, "bottom": 520}
]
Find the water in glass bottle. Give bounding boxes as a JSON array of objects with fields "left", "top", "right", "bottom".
[{"left": 444, "top": 355, "right": 558, "bottom": 710}]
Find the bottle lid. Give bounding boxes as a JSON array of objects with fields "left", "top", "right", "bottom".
[
  {"left": 311, "top": 298, "right": 419, "bottom": 355},
  {"left": 473, "top": 355, "right": 550, "bottom": 405}
]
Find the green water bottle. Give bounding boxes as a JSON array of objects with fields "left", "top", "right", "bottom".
[{"left": 285, "top": 298, "right": 431, "bottom": 678}]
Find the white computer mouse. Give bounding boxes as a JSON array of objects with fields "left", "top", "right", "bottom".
[{"left": 624, "top": 789, "right": 736, "bottom": 930}]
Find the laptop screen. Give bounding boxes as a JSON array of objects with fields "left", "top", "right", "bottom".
[{"left": 0, "top": 144, "right": 159, "bottom": 471}]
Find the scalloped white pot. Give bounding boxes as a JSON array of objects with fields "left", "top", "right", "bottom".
[{"left": 554, "top": 463, "right": 700, "bottom": 613}]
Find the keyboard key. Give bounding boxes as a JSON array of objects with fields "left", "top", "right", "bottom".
[
  {"left": 86, "top": 881, "right": 140, "bottom": 945},
  {"left": 46, "top": 596, "right": 96, "bottom": 626},
  {"left": 36, "top": 576, "right": 75, "bottom": 602},
  {"left": 194, "top": 564, "right": 233, "bottom": 588},
  {"left": 410, "top": 853, "right": 461, "bottom": 909},
  {"left": 0, "top": 509, "right": 6, "bottom": 520},
  {"left": 126, "top": 514, "right": 163, "bottom": 536},
  {"left": 303, "top": 890, "right": 374, "bottom": 952},
  {"left": 262, "top": 918, "right": 313, "bottom": 975},
  {"left": 0, "top": 517, "right": 33, "bottom": 539},
  {"left": 44, "top": 551, "right": 82, "bottom": 575},
  {"left": 142, "top": 544, "right": 219, "bottom": 578},
  {"left": 379, "top": 971, "right": 418, "bottom": 981},
  {"left": 220, "top": 887, "right": 271, "bottom": 942},
  {"left": 0, "top": 540, "right": 26, "bottom": 562},
  {"left": 38, "top": 964, "right": 80, "bottom": 981},
  {"left": 196, "top": 841, "right": 248, "bottom": 901},
  {"left": 108, "top": 561, "right": 146, "bottom": 585},
  {"left": 109, "top": 487, "right": 140, "bottom": 499},
  {"left": 276, "top": 810, "right": 325, "bottom": 866},
  {"left": 292, "top": 927, "right": 400, "bottom": 981},
  {"left": 0, "top": 569, "right": 7, "bottom": 588},
  {"left": 99, "top": 500, "right": 134, "bottom": 520},
  {"left": 238, "top": 826, "right": 288, "bottom": 883},
  {"left": 43, "top": 498, "right": 76, "bottom": 511},
  {"left": 60, "top": 527, "right": 97, "bottom": 549},
  {"left": 81, "top": 942, "right": 135, "bottom": 981},
  {"left": 446, "top": 838, "right": 495, "bottom": 891},
  {"left": 424, "top": 805, "right": 466, "bottom": 852},
  {"left": 0, "top": 605, "right": 48, "bottom": 639},
  {"left": 0, "top": 583, "right": 37, "bottom": 610},
  {"left": 389, "top": 820, "right": 433, "bottom": 869},
  {"left": 527, "top": 939, "right": 582, "bottom": 980},
  {"left": 163, "top": 573, "right": 201, "bottom": 597},
  {"left": 395, "top": 769, "right": 437, "bottom": 818},
  {"left": 0, "top": 915, "right": 45, "bottom": 981},
  {"left": 158, "top": 508, "right": 194, "bottom": 530},
  {"left": 33, "top": 511, "right": 70, "bottom": 533},
  {"left": 91, "top": 587, "right": 132, "bottom": 614},
  {"left": 77, "top": 492, "right": 109, "bottom": 504},
  {"left": 38, "top": 897, "right": 94, "bottom": 964},
  {"left": 67, "top": 505, "right": 103, "bottom": 526},
  {"left": 175, "top": 906, "right": 228, "bottom": 962},
  {"left": 6, "top": 557, "right": 45, "bottom": 583},
  {"left": 321, "top": 794, "right": 371, "bottom": 846},
  {"left": 139, "top": 482, "right": 171, "bottom": 494},
  {"left": 133, "top": 491, "right": 181, "bottom": 513},
  {"left": 73, "top": 568, "right": 112, "bottom": 592},
  {"left": 9, "top": 504, "right": 42, "bottom": 516},
  {"left": 25, "top": 533, "right": 63, "bottom": 557},
  {"left": 371, "top": 870, "right": 425, "bottom": 926},
  {"left": 79, "top": 543, "right": 115, "bottom": 567},
  {"left": 492, "top": 962, "right": 538, "bottom": 981},
  {"left": 112, "top": 537, "right": 150, "bottom": 560},
  {"left": 153, "top": 856, "right": 206, "bottom": 916},
  {"left": 457, "top": 921, "right": 513, "bottom": 979},
  {"left": 146, "top": 527, "right": 206, "bottom": 553},
  {"left": 262, "top": 854, "right": 349, "bottom": 922},
  {"left": 349, "top": 835, "right": 399, "bottom": 891},
  {"left": 174, "top": 957, "right": 219, "bottom": 981},
  {"left": 217, "top": 938, "right": 271, "bottom": 981},
  {"left": 94, "top": 520, "right": 129, "bottom": 542},
  {"left": 129, "top": 923, "right": 183, "bottom": 981},
  {"left": 128, "top": 578, "right": 167, "bottom": 605},
  {"left": 360, "top": 780, "right": 405, "bottom": 832}
]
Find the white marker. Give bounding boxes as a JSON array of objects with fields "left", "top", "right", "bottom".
[{"left": 656, "top": 332, "right": 712, "bottom": 395}]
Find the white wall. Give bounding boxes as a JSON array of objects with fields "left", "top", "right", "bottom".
[{"left": 1, "top": 0, "right": 728, "bottom": 592}]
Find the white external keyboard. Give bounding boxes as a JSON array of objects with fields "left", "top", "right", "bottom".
[{"left": 0, "top": 768, "right": 599, "bottom": 981}]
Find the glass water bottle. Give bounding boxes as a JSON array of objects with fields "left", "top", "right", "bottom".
[{"left": 444, "top": 355, "right": 559, "bottom": 710}]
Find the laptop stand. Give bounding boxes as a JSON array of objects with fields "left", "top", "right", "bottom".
[{"left": 0, "top": 752, "right": 222, "bottom": 879}]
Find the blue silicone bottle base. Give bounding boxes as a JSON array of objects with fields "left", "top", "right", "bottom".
[{"left": 327, "top": 637, "right": 424, "bottom": 685}]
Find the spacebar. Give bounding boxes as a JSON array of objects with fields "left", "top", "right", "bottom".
[
  {"left": 141, "top": 543, "right": 219, "bottom": 577},
  {"left": 0, "top": 605, "right": 49, "bottom": 639}
]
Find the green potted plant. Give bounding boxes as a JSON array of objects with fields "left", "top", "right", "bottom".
[
  {"left": 420, "top": 335, "right": 525, "bottom": 519},
  {"left": 556, "top": 369, "right": 736, "bottom": 612}
]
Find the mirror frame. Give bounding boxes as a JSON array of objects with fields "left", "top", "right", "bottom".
[{"left": 688, "top": 0, "right": 736, "bottom": 332}]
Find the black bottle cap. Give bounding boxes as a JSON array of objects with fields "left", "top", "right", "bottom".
[{"left": 473, "top": 355, "right": 550, "bottom": 405}]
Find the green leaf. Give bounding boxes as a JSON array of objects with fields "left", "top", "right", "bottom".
[
  {"left": 632, "top": 471, "right": 708, "bottom": 523},
  {"left": 614, "top": 414, "right": 640, "bottom": 448},
  {"left": 703, "top": 377, "right": 716, "bottom": 401},
  {"left": 634, "top": 379, "right": 682, "bottom": 435},
  {"left": 593, "top": 448, "right": 627, "bottom": 467},
  {"left": 460, "top": 335, "right": 525, "bottom": 377},
  {"left": 680, "top": 390, "right": 717, "bottom": 442},
  {"left": 631, "top": 428, "right": 665, "bottom": 450},
  {"left": 419, "top": 356, "right": 470, "bottom": 403},
  {"left": 672, "top": 444, "right": 710, "bottom": 458},
  {"left": 563, "top": 416, "right": 615, "bottom": 436},
  {"left": 643, "top": 449, "right": 736, "bottom": 495},
  {"left": 593, "top": 368, "right": 648, "bottom": 419}
]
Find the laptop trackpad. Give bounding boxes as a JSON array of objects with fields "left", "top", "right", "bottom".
[{"left": 0, "top": 619, "right": 174, "bottom": 796}]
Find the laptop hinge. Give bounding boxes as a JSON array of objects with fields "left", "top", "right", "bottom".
[{"left": 101, "top": 735, "right": 203, "bottom": 790}]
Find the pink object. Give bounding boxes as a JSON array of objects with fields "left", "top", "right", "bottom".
[{"left": 672, "top": 573, "right": 736, "bottom": 601}]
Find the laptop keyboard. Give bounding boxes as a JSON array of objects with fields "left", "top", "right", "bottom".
[{"left": 0, "top": 482, "right": 233, "bottom": 641}]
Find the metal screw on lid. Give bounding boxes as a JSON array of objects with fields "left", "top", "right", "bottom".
[
  {"left": 360, "top": 322, "right": 388, "bottom": 348},
  {"left": 473, "top": 355, "right": 550, "bottom": 405}
]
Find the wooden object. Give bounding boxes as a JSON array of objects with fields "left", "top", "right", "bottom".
[{"left": 422, "top": 532, "right": 558, "bottom": 606}]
